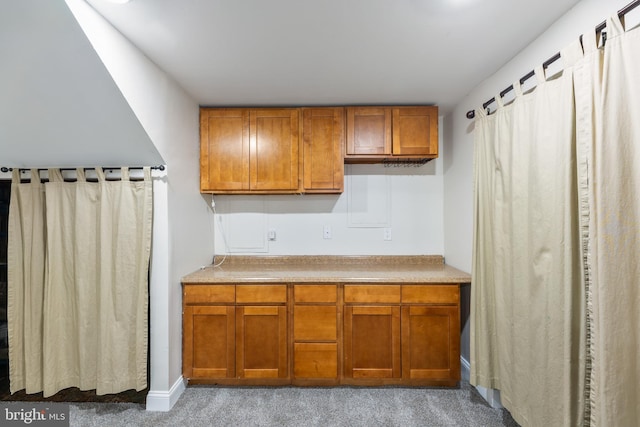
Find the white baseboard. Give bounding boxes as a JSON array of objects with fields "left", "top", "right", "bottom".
[
  {"left": 462, "top": 357, "right": 502, "bottom": 409},
  {"left": 460, "top": 356, "right": 470, "bottom": 381},
  {"left": 474, "top": 384, "right": 503, "bottom": 409},
  {"left": 146, "top": 376, "right": 186, "bottom": 412}
]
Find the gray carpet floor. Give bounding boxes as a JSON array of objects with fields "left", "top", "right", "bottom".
[{"left": 70, "top": 382, "right": 519, "bottom": 427}]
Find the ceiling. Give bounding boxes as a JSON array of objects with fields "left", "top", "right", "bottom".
[
  {"left": 86, "top": 0, "right": 582, "bottom": 113},
  {"left": 1, "top": 0, "right": 582, "bottom": 169}
]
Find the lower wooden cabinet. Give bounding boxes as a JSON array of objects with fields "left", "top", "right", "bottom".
[
  {"left": 183, "top": 282, "right": 460, "bottom": 386},
  {"left": 236, "top": 305, "right": 288, "bottom": 379},
  {"left": 344, "top": 305, "right": 401, "bottom": 380},
  {"left": 183, "top": 305, "right": 235, "bottom": 379},
  {"left": 183, "top": 284, "right": 288, "bottom": 384},
  {"left": 401, "top": 305, "right": 460, "bottom": 382}
]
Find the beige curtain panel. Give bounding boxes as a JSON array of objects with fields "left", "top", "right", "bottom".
[
  {"left": 8, "top": 167, "right": 152, "bottom": 397},
  {"left": 471, "top": 42, "right": 586, "bottom": 427},
  {"left": 581, "top": 16, "right": 640, "bottom": 426},
  {"left": 472, "top": 14, "right": 640, "bottom": 427}
]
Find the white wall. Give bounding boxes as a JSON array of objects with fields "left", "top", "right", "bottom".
[
  {"left": 212, "top": 119, "right": 444, "bottom": 256},
  {"left": 0, "top": 0, "right": 162, "bottom": 169},
  {"left": 65, "top": 0, "right": 214, "bottom": 410},
  {"left": 443, "top": 0, "right": 634, "bottom": 378}
]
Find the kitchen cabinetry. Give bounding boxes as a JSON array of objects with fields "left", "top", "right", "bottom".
[
  {"left": 183, "top": 284, "right": 288, "bottom": 384},
  {"left": 200, "top": 105, "right": 438, "bottom": 193},
  {"left": 200, "top": 108, "right": 300, "bottom": 193},
  {"left": 292, "top": 284, "right": 339, "bottom": 384},
  {"left": 236, "top": 285, "right": 288, "bottom": 379},
  {"left": 345, "top": 106, "right": 438, "bottom": 162},
  {"left": 401, "top": 285, "right": 460, "bottom": 384},
  {"left": 342, "top": 283, "right": 459, "bottom": 385},
  {"left": 343, "top": 285, "right": 401, "bottom": 381},
  {"left": 182, "top": 285, "right": 235, "bottom": 379},
  {"left": 183, "top": 281, "right": 460, "bottom": 386},
  {"left": 301, "top": 108, "right": 344, "bottom": 193}
]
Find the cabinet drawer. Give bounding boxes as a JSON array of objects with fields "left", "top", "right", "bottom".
[
  {"left": 344, "top": 285, "right": 401, "bottom": 303},
  {"left": 294, "top": 306, "right": 337, "bottom": 341},
  {"left": 294, "top": 343, "right": 338, "bottom": 379},
  {"left": 236, "top": 285, "right": 287, "bottom": 303},
  {"left": 401, "top": 285, "right": 459, "bottom": 304},
  {"left": 183, "top": 285, "right": 235, "bottom": 304},
  {"left": 294, "top": 285, "right": 337, "bottom": 303}
]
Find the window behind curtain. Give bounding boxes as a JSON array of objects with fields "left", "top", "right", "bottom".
[{"left": 0, "top": 181, "right": 10, "bottom": 393}]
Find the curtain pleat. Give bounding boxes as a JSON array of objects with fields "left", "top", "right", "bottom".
[
  {"left": 95, "top": 167, "right": 152, "bottom": 394},
  {"left": 7, "top": 169, "right": 46, "bottom": 394},
  {"left": 8, "top": 167, "right": 152, "bottom": 397},
  {"left": 573, "top": 28, "right": 603, "bottom": 427}
]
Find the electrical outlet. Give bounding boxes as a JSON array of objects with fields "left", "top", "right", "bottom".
[
  {"left": 384, "top": 228, "right": 392, "bottom": 241},
  {"left": 268, "top": 228, "right": 276, "bottom": 241},
  {"left": 323, "top": 225, "right": 332, "bottom": 239}
]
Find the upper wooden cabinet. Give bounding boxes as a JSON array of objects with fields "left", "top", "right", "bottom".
[
  {"left": 200, "top": 109, "right": 250, "bottom": 192},
  {"left": 201, "top": 107, "right": 344, "bottom": 194},
  {"left": 301, "top": 108, "right": 344, "bottom": 193},
  {"left": 200, "top": 105, "right": 438, "bottom": 192},
  {"left": 200, "top": 108, "right": 300, "bottom": 194},
  {"left": 345, "top": 106, "right": 438, "bottom": 162}
]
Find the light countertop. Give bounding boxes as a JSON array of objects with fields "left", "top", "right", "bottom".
[{"left": 182, "top": 255, "right": 471, "bottom": 284}]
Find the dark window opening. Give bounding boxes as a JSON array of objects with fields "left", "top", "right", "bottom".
[{"left": 0, "top": 181, "right": 9, "bottom": 393}]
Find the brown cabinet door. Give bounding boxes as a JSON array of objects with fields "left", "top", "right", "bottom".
[
  {"left": 344, "top": 305, "right": 401, "bottom": 379},
  {"left": 250, "top": 109, "right": 300, "bottom": 191},
  {"left": 183, "top": 305, "right": 235, "bottom": 379},
  {"left": 302, "top": 108, "right": 344, "bottom": 193},
  {"left": 236, "top": 305, "right": 288, "bottom": 379},
  {"left": 346, "top": 107, "right": 391, "bottom": 156},
  {"left": 392, "top": 107, "right": 438, "bottom": 156},
  {"left": 200, "top": 109, "right": 250, "bottom": 192},
  {"left": 401, "top": 305, "right": 460, "bottom": 381}
]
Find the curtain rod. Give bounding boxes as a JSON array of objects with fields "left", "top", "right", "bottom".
[
  {"left": 0, "top": 165, "right": 165, "bottom": 173},
  {"left": 466, "top": 0, "right": 640, "bottom": 119}
]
